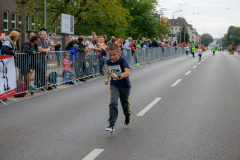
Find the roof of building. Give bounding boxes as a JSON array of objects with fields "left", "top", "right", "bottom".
[{"left": 168, "top": 17, "right": 192, "bottom": 28}]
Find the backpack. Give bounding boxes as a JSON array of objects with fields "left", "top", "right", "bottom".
[
  {"left": 48, "top": 72, "right": 57, "bottom": 84},
  {"left": 15, "top": 83, "right": 27, "bottom": 97}
]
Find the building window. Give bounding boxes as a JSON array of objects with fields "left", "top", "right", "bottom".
[
  {"left": 19, "top": 15, "right": 21, "bottom": 29},
  {"left": 12, "top": 13, "right": 16, "bottom": 29},
  {"left": 175, "top": 28, "right": 177, "bottom": 30},
  {"left": 26, "top": 16, "right": 29, "bottom": 30},
  {"left": 31, "top": 17, "right": 35, "bottom": 29},
  {"left": 4, "top": 11, "right": 8, "bottom": 30}
]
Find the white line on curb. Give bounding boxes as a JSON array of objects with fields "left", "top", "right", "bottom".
[
  {"left": 82, "top": 149, "right": 104, "bottom": 160},
  {"left": 193, "top": 65, "right": 197, "bottom": 68},
  {"left": 171, "top": 79, "right": 182, "bottom": 87},
  {"left": 136, "top": 98, "right": 161, "bottom": 116},
  {"left": 185, "top": 71, "right": 191, "bottom": 75}
]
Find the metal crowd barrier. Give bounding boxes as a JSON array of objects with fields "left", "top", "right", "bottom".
[{"left": 14, "top": 47, "right": 186, "bottom": 96}]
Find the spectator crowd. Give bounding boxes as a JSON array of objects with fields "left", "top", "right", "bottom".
[{"left": 0, "top": 29, "right": 191, "bottom": 97}]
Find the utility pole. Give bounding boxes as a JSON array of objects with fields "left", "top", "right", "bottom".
[{"left": 172, "top": 10, "right": 182, "bottom": 41}]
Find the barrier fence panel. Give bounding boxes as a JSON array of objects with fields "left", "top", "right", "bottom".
[
  {"left": 46, "top": 51, "right": 65, "bottom": 87},
  {"left": 13, "top": 46, "right": 186, "bottom": 99},
  {"left": 16, "top": 52, "right": 48, "bottom": 95}
]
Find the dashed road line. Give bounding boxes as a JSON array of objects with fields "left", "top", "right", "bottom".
[
  {"left": 136, "top": 98, "right": 161, "bottom": 116},
  {"left": 171, "top": 79, "right": 182, "bottom": 87},
  {"left": 185, "top": 71, "right": 191, "bottom": 75},
  {"left": 193, "top": 65, "right": 197, "bottom": 68},
  {"left": 82, "top": 149, "right": 104, "bottom": 160}
]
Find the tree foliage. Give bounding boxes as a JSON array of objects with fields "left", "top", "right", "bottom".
[
  {"left": 201, "top": 33, "right": 213, "bottom": 46},
  {"left": 176, "top": 25, "right": 190, "bottom": 44},
  {"left": 15, "top": 0, "right": 169, "bottom": 39},
  {"left": 221, "top": 26, "right": 240, "bottom": 47}
]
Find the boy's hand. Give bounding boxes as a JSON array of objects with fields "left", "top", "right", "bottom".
[
  {"left": 104, "top": 79, "right": 109, "bottom": 85},
  {"left": 111, "top": 73, "right": 118, "bottom": 79}
]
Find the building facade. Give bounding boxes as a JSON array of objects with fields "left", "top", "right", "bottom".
[
  {"left": 0, "top": 0, "right": 35, "bottom": 40},
  {"left": 167, "top": 17, "right": 196, "bottom": 43}
]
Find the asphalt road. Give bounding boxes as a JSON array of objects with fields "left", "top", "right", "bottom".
[{"left": 1, "top": 50, "right": 240, "bottom": 160}]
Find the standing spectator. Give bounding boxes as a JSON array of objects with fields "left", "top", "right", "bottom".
[
  {"left": 85, "top": 36, "right": 95, "bottom": 50},
  {"left": 65, "top": 36, "right": 88, "bottom": 81},
  {"left": 152, "top": 38, "right": 159, "bottom": 47},
  {"left": 1, "top": 30, "right": 19, "bottom": 56},
  {"left": 18, "top": 34, "right": 39, "bottom": 90},
  {"left": 92, "top": 35, "right": 98, "bottom": 46},
  {"left": 103, "top": 35, "right": 107, "bottom": 45},
  {"left": 107, "top": 36, "right": 115, "bottom": 46},
  {"left": 55, "top": 41, "right": 61, "bottom": 66},
  {"left": 123, "top": 37, "right": 132, "bottom": 66},
  {"left": 48, "top": 33, "right": 56, "bottom": 64},
  {"left": 141, "top": 38, "right": 146, "bottom": 47},
  {"left": 36, "top": 30, "right": 51, "bottom": 88}
]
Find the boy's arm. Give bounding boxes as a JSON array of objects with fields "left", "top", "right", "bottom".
[
  {"left": 120, "top": 68, "right": 130, "bottom": 78},
  {"left": 104, "top": 68, "right": 110, "bottom": 85}
]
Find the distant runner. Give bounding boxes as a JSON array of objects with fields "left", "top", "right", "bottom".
[{"left": 212, "top": 46, "right": 216, "bottom": 56}]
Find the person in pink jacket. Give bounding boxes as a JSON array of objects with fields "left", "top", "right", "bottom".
[
  {"left": 237, "top": 43, "right": 240, "bottom": 56},
  {"left": 62, "top": 52, "right": 73, "bottom": 83}
]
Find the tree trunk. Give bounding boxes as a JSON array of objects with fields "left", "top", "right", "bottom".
[{"left": 21, "top": 0, "right": 27, "bottom": 43}]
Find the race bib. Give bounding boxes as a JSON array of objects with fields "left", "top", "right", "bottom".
[{"left": 108, "top": 65, "right": 122, "bottom": 80}]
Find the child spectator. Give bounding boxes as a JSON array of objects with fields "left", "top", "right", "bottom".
[
  {"left": 104, "top": 44, "right": 131, "bottom": 132},
  {"left": 62, "top": 52, "right": 73, "bottom": 83}
]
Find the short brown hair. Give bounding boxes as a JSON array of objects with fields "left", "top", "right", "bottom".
[
  {"left": 109, "top": 44, "right": 119, "bottom": 52},
  {"left": 30, "top": 35, "right": 39, "bottom": 42},
  {"left": 78, "top": 36, "right": 84, "bottom": 42},
  {"left": 49, "top": 33, "right": 53, "bottom": 36}
]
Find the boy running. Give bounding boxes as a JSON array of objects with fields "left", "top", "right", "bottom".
[{"left": 104, "top": 44, "right": 132, "bottom": 132}]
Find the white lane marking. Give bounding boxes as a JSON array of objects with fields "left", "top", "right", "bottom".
[
  {"left": 136, "top": 98, "right": 161, "bottom": 116},
  {"left": 185, "top": 71, "right": 191, "bottom": 75},
  {"left": 193, "top": 65, "right": 197, "bottom": 68},
  {"left": 171, "top": 79, "right": 182, "bottom": 87},
  {"left": 82, "top": 149, "right": 104, "bottom": 160}
]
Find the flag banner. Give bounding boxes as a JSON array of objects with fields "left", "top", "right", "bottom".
[{"left": 0, "top": 55, "right": 16, "bottom": 100}]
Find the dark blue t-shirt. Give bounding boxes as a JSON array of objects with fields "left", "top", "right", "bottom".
[{"left": 107, "top": 56, "right": 131, "bottom": 92}]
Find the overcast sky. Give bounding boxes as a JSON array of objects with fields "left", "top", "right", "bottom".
[{"left": 158, "top": 0, "right": 240, "bottom": 38}]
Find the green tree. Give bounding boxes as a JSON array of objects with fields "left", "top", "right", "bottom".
[
  {"left": 16, "top": 0, "right": 131, "bottom": 37},
  {"left": 223, "top": 26, "right": 240, "bottom": 47},
  {"left": 158, "top": 19, "right": 171, "bottom": 39},
  {"left": 121, "top": 0, "right": 164, "bottom": 39},
  {"left": 177, "top": 25, "right": 190, "bottom": 44},
  {"left": 201, "top": 33, "right": 213, "bottom": 46}
]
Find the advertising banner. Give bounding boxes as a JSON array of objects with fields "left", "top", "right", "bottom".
[{"left": 0, "top": 55, "right": 16, "bottom": 100}]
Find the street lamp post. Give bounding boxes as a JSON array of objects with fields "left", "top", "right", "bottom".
[{"left": 171, "top": 10, "right": 182, "bottom": 42}]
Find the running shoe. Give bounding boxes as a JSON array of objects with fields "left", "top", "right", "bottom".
[
  {"left": 125, "top": 116, "right": 131, "bottom": 126},
  {"left": 28, "top": 86, "right": 36, "bottom": 90},
  {"left": 136, "top": 63, "right": 140, "bottom": 66},
  {"left": 105, "top": 125, "right": 115, "bottom": 132}
]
